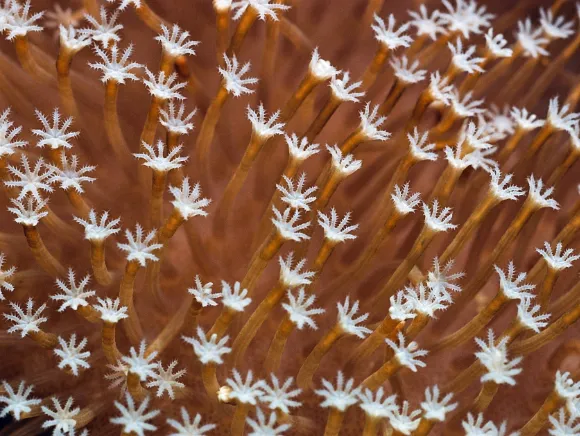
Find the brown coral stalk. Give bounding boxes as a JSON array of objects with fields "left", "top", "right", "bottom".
[
  {"left": 150, "top": 169, "right": 166, "bottom": 229},
  {"left": 55, "top": 46, "right": 79, "bottom": 118},
  {"left": 207, "top": 306, "right": 237, "bottom": 339},
  {"left": 215, "top": 7, "right": 230, "bottom": 65},
  {"left": 230, "top": 283, "right": 284, "bottom": 365},
  {"left": 297, "top": 324, "right": 343, "bottom": 389},
  {"left": 473, "top": 381, "right": 499, "bottom": 413},
  {"left": 303, "top": 94, "right": 341, "bottom": 142},
  {"left": 231, "top": 403, "right": 251, "bottom": 436},
  {"left": 373, "top": 227, "right": 437, "bottom": 303},
  {"left": 519, "top": 391, "right": 563, "bottom": 436},
  {"left": 241, "top": 231, "right": 284, "bottom": 292},
  {"left": 102, "top": 321, "right": 122, "bottom": 364},
  {"left": 22, "top": 225, "right": 65, "bottom": 277},
  {"left": 323, "top": 408, "right": 345, "bottom": 436},
  {"left": 214, "top": 133, "right": 267, "bottom": 228},
  {"left": 432, "top": 292, "right": 508, "bottom": 351},
  {"left": 538, "top": 268, "right": 558, "bottom": 313},
  {"left": 29, "top": 329, "right": 59, "bottom": 349},
  {"left": 361, "top": 359, "right": 401, "bottom": 390},
  {"left": 119, "top": 260, "right": 144, "bottom": 344},
  {"left": 146, "top": 295, "right": 194, "bottom": 356},
  {"left": 90, "top": 240, "right": 114, "bottom": 287},
  {"left": 264, "top": 313, "right": 295, "bottom": 373},
  {"left": 361, "top": 45, "right": 390, "bottom": 90},
  {"left": 227, "top": 7, "right": 258, "bottom": 55},
  {"left": 195, "top": 85, "right": 229, "bottom": 165},
  {"left": 134, "top": 2, "right": 165, "bottom": 33},
  {"left": 13, "top": 35, "right": 51, "bottom": 81},
  {"left": 202, "top": 363, "right": 220, "bottom": 401},
  {"left": 104, "top": 81, "right": 131, "bottom": 160},
  {"left": 139, "top": 96, "right": 162, "bottom": 150}
]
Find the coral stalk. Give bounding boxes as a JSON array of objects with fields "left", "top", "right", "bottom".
[
  {"left": 519, "top": 391, "right": 563, "bottom": 436},
  {"left": 473, "top": 381, "right": 499, "bottom": 413},
  {"left": 432, "top": 292, "right": 508, "bottom": 351},
  {"left": 208, "top": 306, "right": 236, "bottom": 339},
  {"left": 373, "top": 227, "right": 437, "bottom": 303},
  {"left": 230, "top": 283, "right": 284, "bottom": 365},
  {"left": 13, "top": 36, "right": 51, "bottom": 81},
  {"left": 264, "top": 314, "right": 295, "bottom": 373},
  {"left": 104, "top": 81, "right": 131, "bottom": 161},
  {"left": 195, "top": 85, "right": 229, "bottom": 165},
  {"left": 361, "top": 45, "right": 389, "bottom": 90},
  {"left": 55, "top": 47, "right": 79, "bottom": 118},
  {"left": 119, "top": 260, "right": 144, "bottom": 344},
  {"left": 241, "top": 231, "right": 284, "bottom": 292},
  {"left": 227, "top": 8, "right": 258, "bottom": 55},
  {"left": 146, "top": 295, "right": 193, "bottom": 356},
  {"left": 29, "top": 330, "right": 59, "bottom": 349},
  {"left": 323, "top": 408, "right": 345, "bottom": 436},
  {"left": 150, "top": 169, "right": 166, "bottom": 228},
  {"left": 22, "top": 225, "right": 65, "bottom": 277},
  {"left": 102, "top": 321, "right": 122, "bottom": 364},
  {"left": 231, "top": 403, "right": 251, "bottom": 436},
  {"left": 297, "top": 324, "right": 343, "bottom": 389},
  {"left": 361, "top": 359, "right": 401, "bottom": 390},
  {"left": 201, "top": 363, "right": 220, "bottom": 401},
  {"left": 90, "top": 240, "right": 114, "bottom": 287}
]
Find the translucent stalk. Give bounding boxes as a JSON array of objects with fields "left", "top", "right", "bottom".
[
  {"left": 510, "top": 302, "right": 580, "bottom": 356},
  {"left": 362, "top": 415, "right": 380, "bottom": 436},
  {"left": 264, "top": 314, "right": 295, "bottom": 373},
  {"left": 231, "top": 403, "right": 251, "bottom": 436},
  {"left": 538, "top": 268, "right": 558, "bottom": 312},
  {"left": 135, "top": 2, "right": 165, "bottom": 33},
  {"left": 303, "top": 94, "right": 341, "bottom": 142},
  {"left": 373, "top": 227, "right": 437, "bottom": 303},
  {"left": 104, "top": 81, "right": 132, "bottom": 161},
  {"left": 230, "top": 283, "right": 284, "bottom": 365},
  {"left": 119, "top": 260, "right": 143, "bottom": 344},
  {"left": 519, "top": 391, "right": 563, "bottom": 436},
  {"left": 13, "top": 36, "right": 51, "bottom": 81},
  {"left": 29, "top": 329, "right": 59, "bottom": 349},
  {"left": 65, "top": 189, "right": 92, "bottom": 218},
  {"left": 296, "top": 324, "right": 343, "bottom": 389},
  {"left": 361, "top": 359, "right": 401, "bottom": 390},
  {"left": 347, "top": 319, "right": 404, "bottom": 370},
  {"left": 55, "top": 47, "right": 79, "bottom": 118},
  {"left": 439, "top": 192, "right": 498, "bottom": 265},
  {"left": 446, "top": 198, "right": 538, "bottom": 313},
  {"left": 432, "top": 292, "right": 508, "bottom": 351},
  {"left": 473, "top": 381, "right": 499, "bottom": 413},
  {"left": 323, "top": 408, "right": 345, "bottom": 436},
  {"left": 102, "top": 321, "right": 122, "bottom": 364},
  {"left": 195, "top": 85, "right": 229, "bottom": 164},
  {"left": 202, "top": 363, "right": 220, "bottom": 402},
  {"left": 146, "top": 295, "right": 194, "bottom": 356},
  {"left": 214, "top": 133, "right": 267, "bottom": 230},
  {"left": 90, "top": 240, "right": 114, "bottom": 287},
  {"left": 280, "top": 72, "right": 320, "bottom": 122},
  {"left": 241, "top": 231, "right": 284, "bottom": 292},
  {"left": 378, "top": 79, "right": 407, "bottom": 116},
  {"left": 413, "top": 418, "right": 435, "bottom": 436},
  {"left": 216, "top": 8, "right": 230, "bottom": 65},
  {"left": 361, "top": 45, "right": 390, "bottom": 90},
  {"left": 139, "top": 96, "right": 162, "bottom": 150},
  {"left": 227, "top": 7, "right": 258, "bottom": 55},
  {"left": 208, "top": 306, "right": 236, "bottom": 338},
  {"left": 22, "top": 225, "right": 66, "bottom": 277}
]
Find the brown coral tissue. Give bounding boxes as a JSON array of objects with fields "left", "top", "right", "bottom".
[{"left": 1, "top": 0, "right": 580, "bottom": 434}]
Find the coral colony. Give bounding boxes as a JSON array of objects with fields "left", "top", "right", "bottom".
[{"left": 0, "top": 0, "right": 580, "bottom": 434}]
